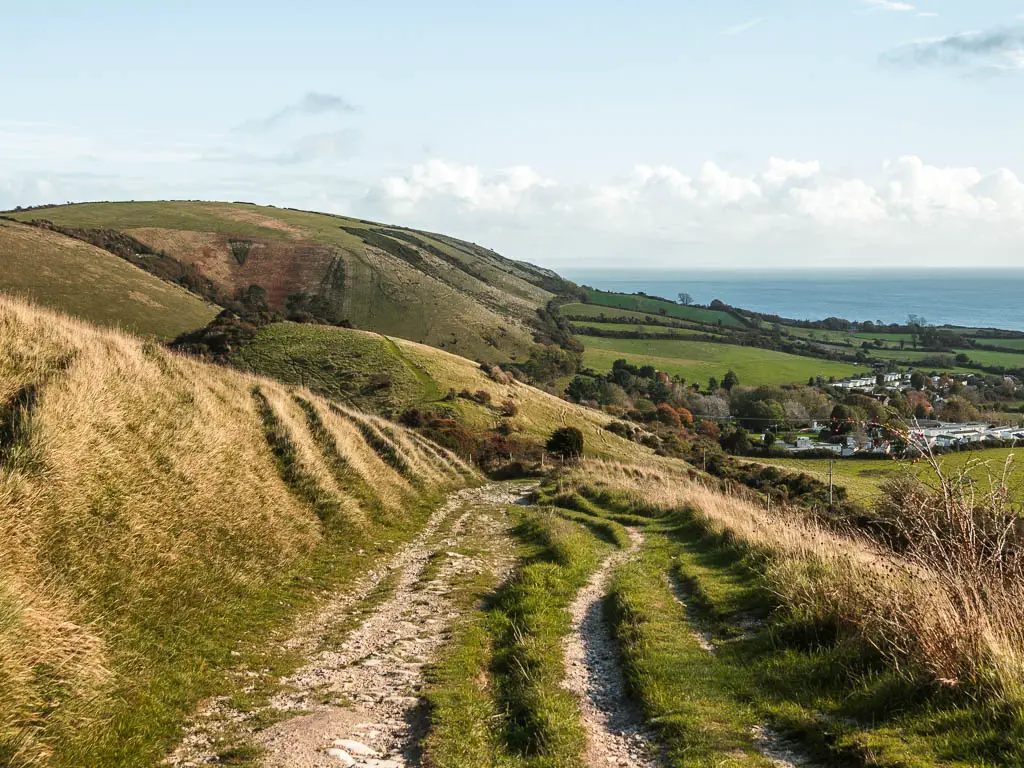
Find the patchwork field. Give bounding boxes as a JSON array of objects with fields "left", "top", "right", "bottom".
[
  {"left": 579, "top": 290, "right": 744, "bottom": 326},
  {"left": 579, "top": 335, "right": 863, "bottom": 386}
]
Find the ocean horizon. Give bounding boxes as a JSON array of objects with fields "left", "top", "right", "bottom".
[{"left": 563, "top": 268, "right": 1024, "bottom": 332}]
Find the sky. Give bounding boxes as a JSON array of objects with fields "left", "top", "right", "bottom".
[{"left": 3, "top": 0, "right": 1024, "bottom": 270}]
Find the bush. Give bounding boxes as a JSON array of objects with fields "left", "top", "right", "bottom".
[
  {"left": 656, "top": 403, "right": 681, "bottom": 427},
  {"left": 473, "top": 390, "right": 493, "bottom": 406},
  {"left": 399, "top": 408, "right": 425, "bottom": 428},
  {"left": 547, "top": 427, "right": 584, "bottom": 460},
  {"left": 500, "top": 399, "right": 520, "bottom": 417}
]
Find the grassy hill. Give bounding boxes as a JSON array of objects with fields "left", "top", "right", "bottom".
[
  {"left": 229, "top": 321, "right": 656, "bottom": 463},
  {"left": 5, "top": 201, "right": 576, "bottom": 363},
  {"left": 0, "top": 296, "right": 472, "bottom": 767},
  {"left": 0, "top": 218, "right": 217, "bottom": 338}
]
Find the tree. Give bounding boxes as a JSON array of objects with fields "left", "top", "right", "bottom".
[
  {"left": 676, "top": 407, "right": 694, "bottom": 427},
  {"left": 722, "top": 370, "right": 739, "bottom": 392},
  {"left": 762, "top": 431, "right": 776, "bottom": 454},
  {"left": 547, "top": 427, "right": 584, "bottom": 460},
  {"left": 720, "top": 426, "right": 751, "bottom": 455},
  {"left": 910, "top": 371, "right": 927, "bottom": 391},
  {"left": 696, "top": 420, "right": 720, "bottom": 440},
  {"left": 677, "top": 292, "right": 694, "bottom": 306},
  {"left": 708, "top": 376, "right": 719, "bottom": 392},
  {"left": 830, "top": 404, "right": 853, "bottom": 435},
  {"left": 656, "top": 403, "right": 681, "bottom": 427}
]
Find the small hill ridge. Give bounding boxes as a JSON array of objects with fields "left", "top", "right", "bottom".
[{"left": 0, "top": 218, "right": 218, "bottom": 338}]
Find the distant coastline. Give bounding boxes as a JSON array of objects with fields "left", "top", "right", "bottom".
[{"left": 564, "top": 269, "right": 1024, "bottom": 332}]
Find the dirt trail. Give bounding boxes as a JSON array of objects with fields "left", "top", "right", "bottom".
[
  {"left": 667, "top": 577, "right": 818, "bottom": 768},
  {"left": 562, "top": 528, "right": 660, "bottom": 768},
  {"left": 169, "top": 483, "right": 530, "bottom": 768}
]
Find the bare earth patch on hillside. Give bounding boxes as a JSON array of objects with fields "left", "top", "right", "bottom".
[
  {"left": 167, "top": 483, "right": 529, "bottom": 768},
  {"left": 219, "top": 208, "right": 307, "bottom": 238}
]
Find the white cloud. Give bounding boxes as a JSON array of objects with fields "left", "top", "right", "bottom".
[
  {"left": 860, "top": 0, "right": 915, "bottom": 12},
  {"left": 722, "top": 18, "right": 764, "bottom": 36},
  {"left": 358, "top": 156, "right": 1024, "bottom": 267}
]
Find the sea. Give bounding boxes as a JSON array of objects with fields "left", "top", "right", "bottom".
[{"left": 562, "top": 269, "right": 1024, "bottom": 332}]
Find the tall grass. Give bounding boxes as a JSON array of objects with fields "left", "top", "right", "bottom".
[
  {"left": 556, "top": 458, "right": 1024, "bottom": 710},
  {"left": 0, "top": 296, "right": 472, "bottom": 766}
]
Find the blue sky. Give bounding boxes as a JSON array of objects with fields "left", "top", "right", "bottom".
[{"left": 3, "top": 0, "right": 1024, "bottom": 268}]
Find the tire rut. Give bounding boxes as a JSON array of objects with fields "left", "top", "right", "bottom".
[
  {"left": 168, "top": 483, "right": 531, "bottom": 768},
  {"left": 562, "top": 528, "right": 660, "bottom": 768}
]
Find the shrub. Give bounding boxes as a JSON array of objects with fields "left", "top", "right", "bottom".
[
  {"left": 500, "top": 399, "right": 519, "bottom": 417},
  {"left": 696, "top": 420, "right": 720, "bottom": 440},
  {"left": 547, "top": 427, "right": 584, "bottom": 460},
  {"left": 656, "top": 403, "right": 681, "bottom": 427},
  {"left": 399, "top": 408, "right": 425, "bottom": 428},
  {"left": 473, "top": 390, "right": 493, "bottom": 406}
]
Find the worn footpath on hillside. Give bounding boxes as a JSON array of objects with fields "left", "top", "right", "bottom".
[
  {"left": 562, "top": 528, "right": 662, "bottom": 768},
  {"left": 168, "top": 483, "right": 531, "bottom": 768}
]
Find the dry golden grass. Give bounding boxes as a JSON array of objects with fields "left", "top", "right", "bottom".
[
  {"left": 558, "top": 459, "right": 1024, "bottom": 708},
  {"left": 0, "top": 296, "right": 472, "bottom": 766}
]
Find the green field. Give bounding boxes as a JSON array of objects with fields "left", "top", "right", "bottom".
[
  {"left": 570, "top": 320, "right": 721, "bottom": 338},
  {"left": 0, "top": 218, "right": 217, "bottom": 338},
  {"left": 957, "top": 348, "right": 1024, "bottom": 369},
  {"left": 977, "top": 338, "right": 1024, "bottom": 350},
  {"left": 581, "top": 290, "right": 744, "bottom": 327},
  {"left": 758, "top": 448, "right": 1024, "bottom": 503},
  {"left": 579, "top": 335, "right": 862, "bottom": 386},
  {"left": 561, "top": 302, "right": 706, "bottom": 329}
]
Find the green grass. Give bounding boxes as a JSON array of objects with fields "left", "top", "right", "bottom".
[
  {"left": 976, "top": 338, "right": 1024, "bottom": 351},
  {"left": 232, "top": 323, "right": 430, "bottom": 413},
  {"left": 0, "top": 218, "right": 217, "bottom": 338},
  {"left": 754, "top": 447, "right": 1024, "bottom": 504},
  {"left": 569, "top": 321, "right": 721, "bottom": 338},
  {"left": 561, "top": 303, "right": 708, "bottom": 330},
  {"left": 566, "top": 487, "right": 1022, "bottom": 768},
  {"left": 422, "top": 509, "right": 613, "bottom": 768},
  {"left": 578, "top": 335, "right": 862, "bottom": 387},
  {"left": 581, "top": 290, "right": 744, "bottom": 327},
  {"left": 955, "top": 348, "right": 1024, "bottom": 369}
]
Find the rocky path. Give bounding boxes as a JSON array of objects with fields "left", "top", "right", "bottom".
[
  {"left": 562, "top": 528, "right": 661, "bottom": 768},
  {"left": 168, "top": 483, "right": 529, "bottom": 768}
]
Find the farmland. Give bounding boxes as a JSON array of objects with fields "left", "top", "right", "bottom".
[
  {"left": 579, "top": 334, "right": 862, "bottom": 386},
  {"left": 757, "top": 447, "right": 1024, "bottom": 503},
  {"left": 579, "top": 289, "right": 744, "bottom": 326}
]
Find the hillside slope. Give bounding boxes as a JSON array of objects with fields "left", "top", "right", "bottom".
[
  {"left": 0, "top": 296, "right": 472, "bottom": 767},
  {"left": 228, "top": 320, "right": 656, "bottom": 463},
  {"left": 0, "top": 218, "right": 218, "bottom": 338},
  {"left": 5, "top": 201, "right": 576, "bottom": 362}
]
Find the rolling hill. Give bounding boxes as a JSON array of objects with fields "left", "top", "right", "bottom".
[
  {"left": 4, "top": 201, "right": 577, "bottom": 363},
  {"left": 227, "top": 320, "right": 656, "bottom": 463},
  {"left": 0, "top": 218, "right": 218, "bottom": 338},
  {"left": 0, "top": 295, "right": 472, "bottom": 766}
]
